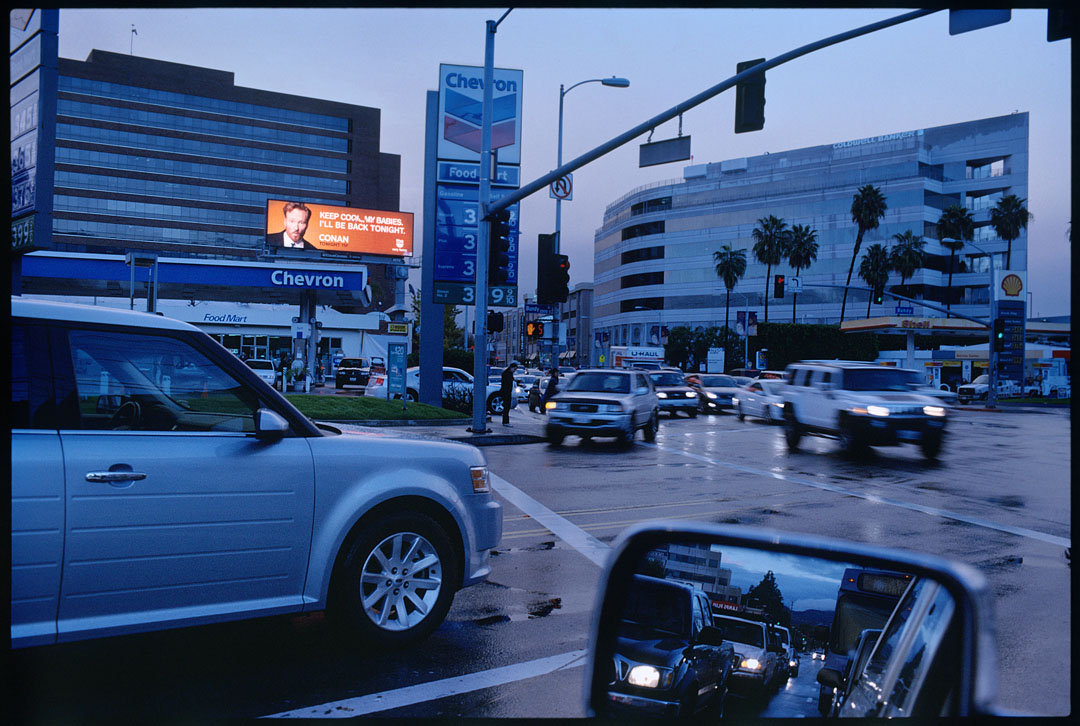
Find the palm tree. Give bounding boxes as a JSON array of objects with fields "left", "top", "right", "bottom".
[
  {"left": 841, "top": 185, "right": 888, "bottom": 323},
  {"left": 712, "top": 244, "right": 748, "bottom": 334},
  {"left": 751, "top": 215, "right": 790, "bottom": 323},
  {"left": 786, "top": 224, "right": 818, "bottom": 322},
  {"left": 989, "top": 194, "right": 1032, "bottom": 269},
  {"left": 937, "top": 205, "right": 975, "bottom": 315},
  {"left": 858, "top": 243, "right": 890, "bottom": 317},
  {"left": 888, "top": 230, "right": 927, "bottom": 295}
]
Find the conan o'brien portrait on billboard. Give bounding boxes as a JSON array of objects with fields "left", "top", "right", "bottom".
[{"left": 265, "top": 200, "right": 413, "bottom": 257}]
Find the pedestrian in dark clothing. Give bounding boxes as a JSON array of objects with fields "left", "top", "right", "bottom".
[
  {"left": 539, "top": 368, "right": 560, "bottom": 415},
  {"left": 500, "top": 362, "right": 518, "bottom": 425}
]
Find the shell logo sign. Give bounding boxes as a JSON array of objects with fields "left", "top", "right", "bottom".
[{"left": 1001, "top": 274, "right": 1024, "bottom": 297}]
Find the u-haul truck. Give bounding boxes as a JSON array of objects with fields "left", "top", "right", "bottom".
[{"left": 609, "top": 346, "right": 665, "bottom": 370}]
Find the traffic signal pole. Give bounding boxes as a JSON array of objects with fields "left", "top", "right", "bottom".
[{"left": 466, "top": 7, "right": 940, "bottom": 434}]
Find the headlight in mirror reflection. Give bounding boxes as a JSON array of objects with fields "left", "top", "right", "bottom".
[
  {"left": 588, "top": 522, "right": 996, "bottom": 719},
  {"left": 627, "top": 664, "right": 673, "bottom": 689}
]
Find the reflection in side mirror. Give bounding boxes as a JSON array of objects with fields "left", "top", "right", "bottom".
[{"left": 587, "top": 522, "right": 999, "bottom": 719}]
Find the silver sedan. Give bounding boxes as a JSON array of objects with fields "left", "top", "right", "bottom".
[{"left": 734, "top": 378, "right": 786, "bottom": 423}]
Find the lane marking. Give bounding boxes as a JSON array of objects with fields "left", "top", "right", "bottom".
[
  {"left": 264, "top": 649, "right": 588, "bottom": 718},
  {"left": 491, "top": 473, "right": 612, "bottom": 567},
  {"left": 646, "top": 442, "right": 1071, "bottom": 548}
]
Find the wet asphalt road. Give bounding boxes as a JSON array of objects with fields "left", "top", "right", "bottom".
[{"left": 11, "top": 403, "right": 1070, "bottom": 720}]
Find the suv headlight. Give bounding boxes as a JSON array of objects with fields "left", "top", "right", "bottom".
[
  {"left": 923, "top": 405, "right": 946, "bottom": 417},
  {"left": 866, "top": 405, "right": 890, "bottom": 417},
  {"left": 546, "top": 400, "right": 562, "bottom": 411},
  {"left": 598, "top": 403, "right": 624, "bottom": 413},
  {"left": 656, "top": 392, "right": 668, "bottom": 399},
  {"left": 740, "top": 657, "right": 763, "bottom": 671},
  {"left": 627, "top": 664, "right": 674, "bottom": 689}
]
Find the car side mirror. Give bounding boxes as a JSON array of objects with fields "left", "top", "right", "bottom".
[
  {"left": 587, "top": 522, "right": 1000, "bottom": 718},
  {"left": 636, "top": 387, "right": 650, "bottom": 395},
  {"left": 817, "top": 666, "right": 843, "bottom": 689},
  {"left": 697, "top": 625, "right": 725, "bottom": 647},
  {"left": 254, "top": 408, "right": 290, "bottom": 441}
]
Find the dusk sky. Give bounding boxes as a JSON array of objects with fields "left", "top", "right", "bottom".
[{"left": 59, "top": 8, "right": 1071, "bottom": 316}]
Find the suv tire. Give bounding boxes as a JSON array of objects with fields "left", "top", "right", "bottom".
[
  {"left": 643, "top": 411, "right": 659, "bottom": 442},
  {"left": 921, "top": 430, "right": 943, "bottom": 460},
  {"left": 332, "top": 512, "right": 457, "bottom": 648},
  {"left": 838, "top": 415, "right": 865, "bottom": 455},
  {"left": 783, "top": 410, "right": 802, "bottom": 451}
]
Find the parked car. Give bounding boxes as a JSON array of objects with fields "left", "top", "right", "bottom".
[
  {"left": 712, "top": 614, "right": 781, "bottom": 698},
  {"left": 957, "top": 374, "right": 1021, "bottom": 404},
  {"left": 365, "top": 365, "right": 518, "bottom": 414},
  {"left": 734, "top": 378, "right": 786, "bottom": 423},
  {"left": 10, "top": 296, "right": 502, "bottom": 649},
  {"left": 244, "top": 358, "right": 278, "bottom": 386},
  {"left": 771, "top": 625, "right": 798, "bottom": 680},
  {"left": 686, "top": 373, "right": 743, "bottom": 414},
  {"left": 334, "top": 356, "right": 370, "bottom": 390},
  {"left": 545, "top": 368, "right": 659, "bottom": 447},
  {"left": 606, "top": 575, "right": 736, "bottom": 717},
  {"left": 648, "top": 371, "right": 699, "bottom": 417}
]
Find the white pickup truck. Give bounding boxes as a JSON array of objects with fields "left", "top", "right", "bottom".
[{"left": 956, "top": 375, "right": 1024, "bottom": 404}]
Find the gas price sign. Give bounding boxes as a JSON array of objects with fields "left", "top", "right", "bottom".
[{"left": 432, "top": 183, "right": 518, "bottom": 307}]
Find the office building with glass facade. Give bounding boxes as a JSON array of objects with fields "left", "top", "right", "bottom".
[
  {"left": 592, "top": 114, "right": 1029, "bottom": 357},
  {"left": 20, "top": 49, "right": 407, "bottom": 365}
]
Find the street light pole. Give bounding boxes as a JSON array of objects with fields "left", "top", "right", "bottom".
[{"left": 554, "top": 76, "right": 629, "bottom": 369}]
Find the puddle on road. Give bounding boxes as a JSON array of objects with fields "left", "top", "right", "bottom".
[{"left": 986, "top": 495, "right": 1025, "bottom": 508}]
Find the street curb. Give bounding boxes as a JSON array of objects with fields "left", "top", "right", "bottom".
[{"left": 318, "top": 417, "right": 469, "bottom": 427}]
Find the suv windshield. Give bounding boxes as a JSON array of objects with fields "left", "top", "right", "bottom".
[
  {"left": 567, "top": 372, "right": 630, "bottom": 393},
  {"left": 700, "top": 375, "right": 736, "bottom": 387},
  {"left": 649, "top": 373, "right": 686, "bottom": 387},
  {"left": 339, "top": 358, "right": 366, "bottom": 369},
  {"left": 842, "top": 369, "right": 921, "bottom": 392},
  {"left": 713, "top": 617, "right": 764, "bottom": 648},
  {"left": 620, "top": 580, "right": 689, "bottom": 638}
]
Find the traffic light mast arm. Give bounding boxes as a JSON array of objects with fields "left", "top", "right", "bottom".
[
  {"left": 483, "top": 8, "right": 940, "bottom": 216},
  {"left": 798, "top": 283, "right": 991, "bottom": 327}
]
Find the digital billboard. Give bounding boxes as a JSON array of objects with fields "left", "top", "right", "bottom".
[{"left": 264, "top": 200, "right": 413, "bottom": 257}]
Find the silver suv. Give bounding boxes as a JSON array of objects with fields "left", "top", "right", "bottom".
[
  {"left": 11, "top": 297, "right": 501, "bottom": 649},
  {"left": 545, "top": 368, "right": 659, "bottom": 447},
  {"left": 781, "top": 361, "right": 948, "bottom": 460}
]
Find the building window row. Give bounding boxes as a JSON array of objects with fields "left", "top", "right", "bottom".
[
  {"left": 59, "top": 75, "right": 350, "bottom": 132},
  {"left": 56, "top": 123, "right": 348, "bottom": 173},
  {"left": 630, "top": 196, "right": 672, "bottom": 216},
  {"left": 621, "top": 245, "right": 665, "bottom": 264},
  {"left": 619, "top": 297, "right": 663, "bottom": 313},
  {"left": 966, "top": 189, "right": 1005, "bottom": 212},
  {"left": 53, "top": 217, "right": 262, "bottom": 248},
  {"left": 621, "top": 220, "right": 665, "bottom": 241},
  {"left": 56, "top": 147, "right": 349, "bottom": 194},
  {"left": 966, "top": 156, "right": 1008, "bottom": 180},
  {"left": 55, "top": 170, "right": 345, "bottom": 208},
  {"left": 54, "top": 195, "right": 266, "bottom": 229},
  {"left": 58, "top": 98, "right": 349, "bottom": 153},
  {"left": 620, "top": 271, "right": 665, "bottom": 289}
]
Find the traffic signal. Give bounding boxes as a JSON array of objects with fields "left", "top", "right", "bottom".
[
  {"left": 773, "top": 274, "right": 785, "bottom": 299},
  {"left": 553, "top": 254, "right": 570, "bottom": 303},
  {"left": 487, "top": 311, "right": 504, "bottom": 333},
  {"left": 488, "top": 209, "right": 512, "bottom": 285},
  {"left": 734, "top": 58, "right": 766, "bottom": 134},
  {"left": 526, "top": 320, "right": 544, "bottom": 339},
  {"left": 992, "top": 317, "right": 1006, "bottom": 352},
  {"left": 872, "top": 283, "right": 885, "bottom": 305},
  {"left": 537, "top": 233, "right": 557, "bottom": 303}
]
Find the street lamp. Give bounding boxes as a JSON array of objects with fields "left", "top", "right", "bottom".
[
  {"left": 555, "top": 76, "right": 630, "bottom": 254},
  {"left": 555, "top": 76, "right": 629, "bottom": 366}
]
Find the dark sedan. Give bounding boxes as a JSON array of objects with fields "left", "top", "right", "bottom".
[{"left": 334, "top": 357, "right": 370, "bottom": 389}]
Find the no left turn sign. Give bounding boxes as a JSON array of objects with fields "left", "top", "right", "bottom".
[{"left": 549, "top": 173, "right": 573, "bottom": 201}]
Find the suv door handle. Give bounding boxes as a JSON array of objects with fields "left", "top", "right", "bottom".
[{"left": 86, "top": 471, "right": 147, "bottom": 483}]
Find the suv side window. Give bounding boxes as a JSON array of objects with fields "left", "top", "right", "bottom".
[
  {"left": 690, "top": 591, "right": 704, "bottom": 637},
  {"left": 66, "top": 328, "right": 261, "bottom": 433},
  {"left": 791, "top": 368, "right": 811, "bottom": 387}
]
